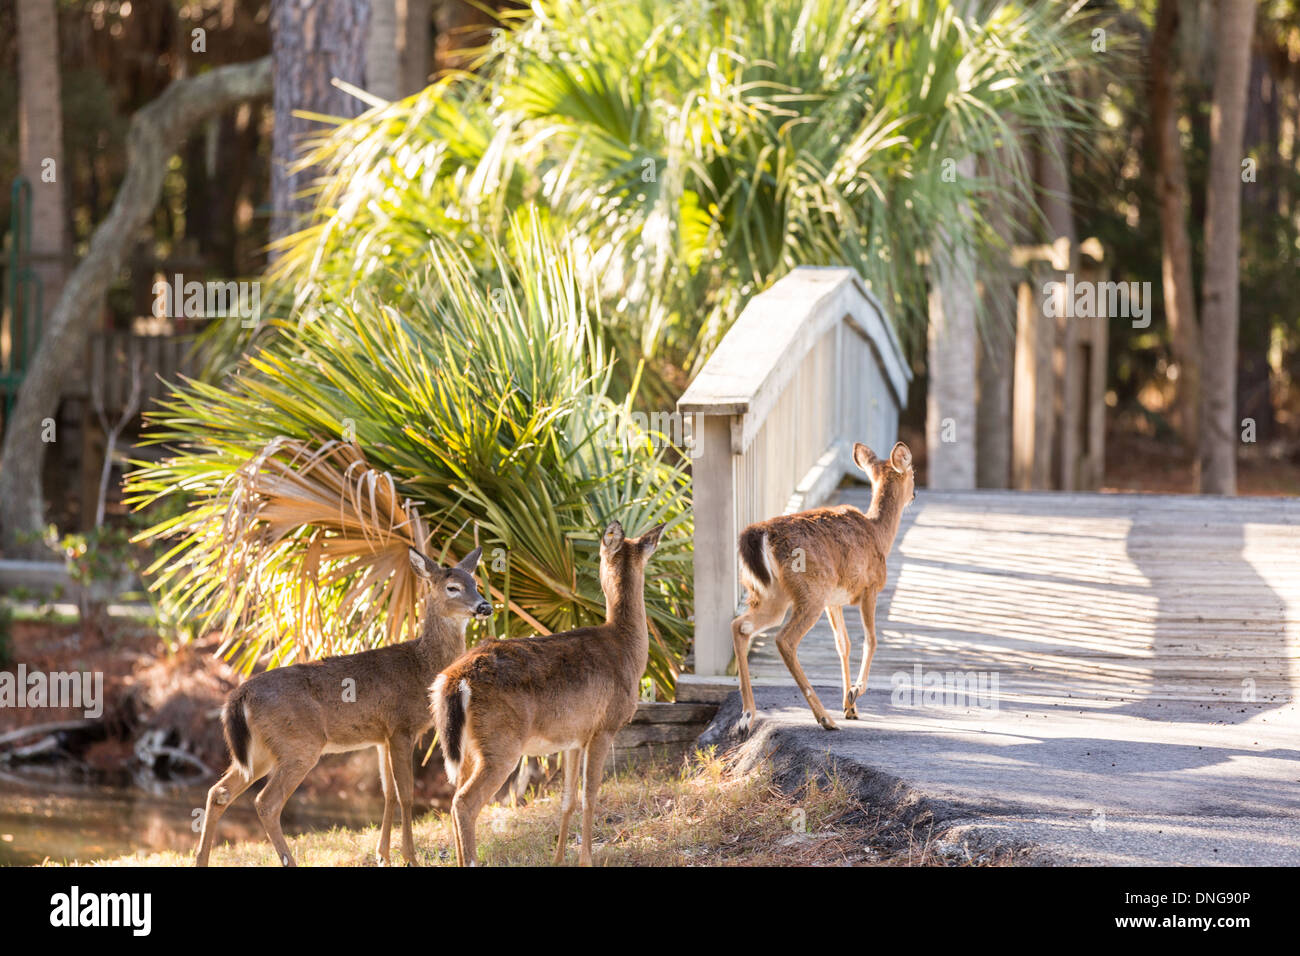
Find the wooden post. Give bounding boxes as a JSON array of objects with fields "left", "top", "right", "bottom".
[
  {"left": 1012, "top": 264, "right": 1056, "bottom": 490},
  {"left": 689, "top": 414, "right": 737, "bottom": 677},
  {"left": 976, "top": 295, "right": 1015, "bottom": 489}
]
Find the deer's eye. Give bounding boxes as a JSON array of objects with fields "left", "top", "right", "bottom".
[{"left": 446, "top": 585, "right": 462, "bottom": 596}]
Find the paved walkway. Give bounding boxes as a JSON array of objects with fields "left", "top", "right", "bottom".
[{"left": 732, "top": 488, "right": 1300, "bottom": 865}]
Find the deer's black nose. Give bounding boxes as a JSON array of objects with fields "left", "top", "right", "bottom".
[{"left": 474, "top": 601, "right": 492, "bottom": 619}]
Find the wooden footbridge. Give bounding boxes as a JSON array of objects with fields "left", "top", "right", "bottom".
[
  {"left": 674, "top": 268, "right": 1299, "bottom": 864},
  {"left": 746, "top": 486, "right": 1300, "bottom": 712},
  {"left": 676, "top": 266, "right": 1299, "bottom": 719}
]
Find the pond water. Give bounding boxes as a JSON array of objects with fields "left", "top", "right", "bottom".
[{"left": 0, "top": 772, "right": 400, "bottom": 866}]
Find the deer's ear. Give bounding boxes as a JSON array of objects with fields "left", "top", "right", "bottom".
[
  {"left": 890, "top": 442, "right": 913, "bottom": 474},
  {"left": 456, "top": 546, "right": 483, "bottom": 572},
  {"left": 408, "top": 546, "right": 440, "bottom": 579},
  {"left": 852, "top": 443, "right": 881, "bottom": 476},
  {"left": 601, "top": 521, "right": 625, "bottom": 554},
  {"left": 638, "top": 523, "right": 665, "bottom": 555}
]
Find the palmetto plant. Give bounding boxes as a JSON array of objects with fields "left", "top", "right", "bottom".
[
  {"left": 270, "top": 0, "right": 1096, "bottom": 394},
  {"left": 131, "top": 0, "right": 1100, "bottom": 696},
  {"left": 128, "top": 216, "right": 693, "bottom": 695}
]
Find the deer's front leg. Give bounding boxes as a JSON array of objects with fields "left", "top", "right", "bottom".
[
  {"left": 553, "top": 747, "right": 581, "bottom": 865},
  {"left": 852, "top": 590, "right": 879, "bottom": 707},
  {"left": 579, "top": 733, "right": 614, "bottom": 866},
  {"left": 388, "top": 732, "right": 418, "bottom": 865},
  {"left": 826, "top": 605, "right": 857, "bottom": 719}
]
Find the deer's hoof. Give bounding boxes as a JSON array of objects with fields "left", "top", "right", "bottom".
[
  {"left": 818, "top": 716, "right": 839, "bottom": 732},
  {"left": 737, "top": 710, "right": 754, "bottom": 735},
  {"left": 843, "top": 705, "right": 859, "bottom": 720}
]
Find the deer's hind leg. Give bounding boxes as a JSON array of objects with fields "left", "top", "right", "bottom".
[
  {"left": 195, "top": 763, "right": 261, "bottom": 866},
  {"left": 827, "top": 605, "right": 857, "bottom": 719},
  {"left": 774, "top": 603, "right": 838, "bottom": 731},
  {"left": 254, "top": 752, "right": 318, "bottom": 867},
  {"left": 731, "top": 595, "right": 788, "bottom": 735},
  {"left": 451, "top": 745, "right": 518, "bottom": 867}
]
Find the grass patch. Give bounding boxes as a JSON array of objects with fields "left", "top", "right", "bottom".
[{"left": 72, "top": 750, "right": 1012, "bottom": 867}]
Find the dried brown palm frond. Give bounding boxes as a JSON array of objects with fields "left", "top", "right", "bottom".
[{"left": 188, "top": 437, "right": 545, "bottom": 673}]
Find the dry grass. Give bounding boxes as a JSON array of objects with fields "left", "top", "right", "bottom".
[{"left": 74, "top": 749, "right": 1013, "bottom": 867}]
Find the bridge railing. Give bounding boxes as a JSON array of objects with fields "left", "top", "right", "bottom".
[{"left": 678, "top": 267, "right": 912, "bottom": 679}]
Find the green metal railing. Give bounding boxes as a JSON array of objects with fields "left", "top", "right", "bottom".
[{"left": 2, "top": 175, "right": 44, "bottom": 421}]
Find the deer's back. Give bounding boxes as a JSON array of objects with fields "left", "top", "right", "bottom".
[
  {"left": 445, "top": 627, "right": 640, "bottom": 751},
  {"left": 748, "top": 505, "right": 889, "bottom": 597},
  {"left": 239, "top": 643, "right": 437, "bottom": 749}
]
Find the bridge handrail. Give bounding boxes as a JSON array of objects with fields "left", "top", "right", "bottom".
[{"left": 678, "top": 266, "right": 911, "bottom": 678}]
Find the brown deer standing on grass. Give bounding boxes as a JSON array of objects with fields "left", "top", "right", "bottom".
[
  {"left": 195, "top": 545, "right": 490, "bottom": 867},
  {"left": 732, "top": 441, "right": 915, "bottom": 734},
  {"left": 431, "top": 520, "right": 664, "bottom": 866}
]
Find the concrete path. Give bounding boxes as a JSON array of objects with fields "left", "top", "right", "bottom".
[{"left": 707, "top": 489, "right": 1300, "bottom": 866}]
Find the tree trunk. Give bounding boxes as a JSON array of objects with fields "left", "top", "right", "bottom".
[
  {"left": 1148, "top": 0, "right": 1201, "bottom": 450},
  {"left": 1198, "top": 0, "right": 1257, "bottom": 494},
  {"left": 270, "top": 0, "right": 371, "bottom": 247},
  {"left": 1236, "top": 46, "right": 1274, "bottom": 445},
  {"left": 398, "top": 0, "right": 433, "bottom": 95},
  {"left": 366, "top": 0, "right": 400, "bottom": 100},
  {"left": 0, "top": 58, "right": 273, "bottom": 555},
  {"left": 1037, "top": 127, "right": 1078, "bottom": 490},
  {"left": 976, "top": 145, "right": 1018, "bottom": 489},
  {"left": 16, "top": 0, "right": 68, "bottom": 372},
  {"left": 927, "top": 158, "right": 977, "bottom": 490}
]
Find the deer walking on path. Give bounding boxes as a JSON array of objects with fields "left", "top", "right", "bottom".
[{"left": 731, "top": 442, "right": 915, "bottom": 733}]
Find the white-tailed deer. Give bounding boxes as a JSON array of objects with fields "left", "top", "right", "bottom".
[
  {"left": 731, "top": 441, "right": 915, "bottom": 733},
  {"left": 431, "top": 520, "right": 664, "bottom": 866},
  {"left": 195, "top": 545, "right": 490, "bottom": 867}
]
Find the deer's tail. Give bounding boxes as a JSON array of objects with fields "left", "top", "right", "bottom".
[
  {"left": 738, "top": 527, "right": 772, "bottom": 591},
  {"left": 431, "top": 673, "right": 469, "bottom": 786},
  {"left": 222, "top": 684, "right": 252, "bottom": 776}
]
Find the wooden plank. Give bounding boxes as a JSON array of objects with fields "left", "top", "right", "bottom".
[
  {"left": 630, "top": 702, "right": 719, "bottom": 724},
  {"left": 689, "top": 414, "right": 738, "bottom": 677}
]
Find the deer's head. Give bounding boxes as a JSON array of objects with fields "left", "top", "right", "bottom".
[
  {"left": 853, "top": 441, "right": 916, "bottom": 505},
  {"left": 598, "top": 520, "right": 664, "bottom": 602},
  {"left": 408, "top": 545, "right": 492, "bottom": 622}
]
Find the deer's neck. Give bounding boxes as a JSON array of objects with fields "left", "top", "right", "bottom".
[
  {"left": 605, "top": 579, "right": 650, "bottom": 662},
  {"left": 414, "top": 608, "right": 467, "bottom": 673},
  {"left": 865, "top": 484, "right": 907, "bottom": 545}
]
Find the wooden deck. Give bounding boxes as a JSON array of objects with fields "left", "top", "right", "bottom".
[{"left": 747, "top": 488, "right": 1300, "bottom": 713}]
